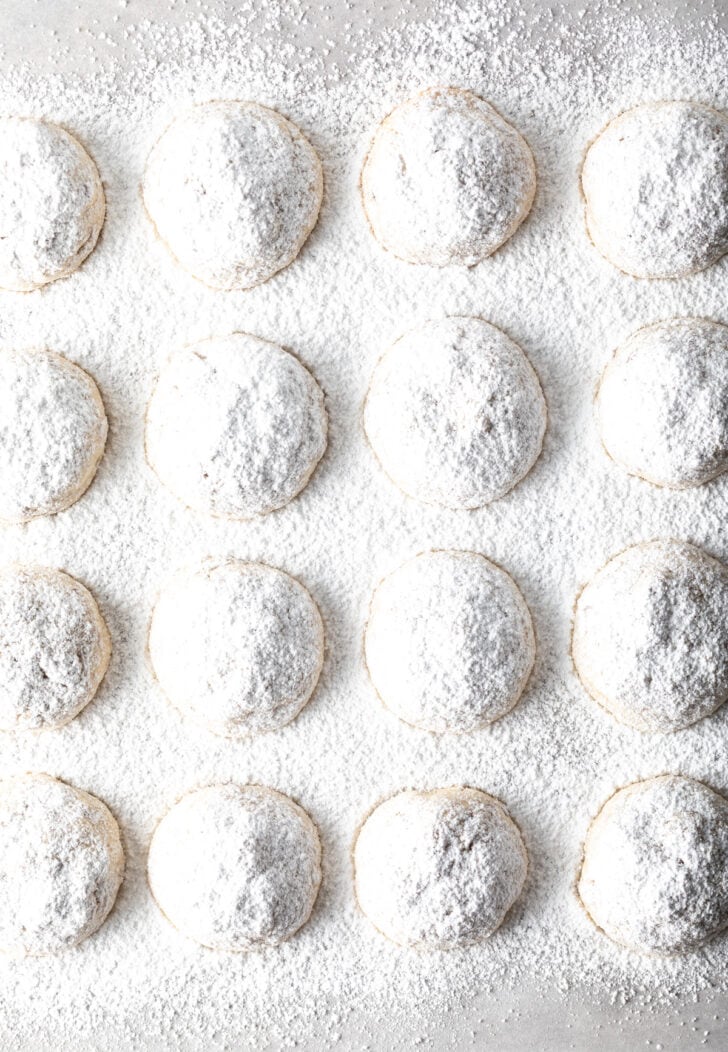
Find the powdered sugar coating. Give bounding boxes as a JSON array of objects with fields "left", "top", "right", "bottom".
[
  {"left": 363, "top": 316, "right": 546, "bottom": 508},
  {"left": 581, "top": 101, "right": 728, "bottom": 279},
  {"left": 572, "top": 540, "right": 728, "bottom": 733},
  {"left": 365, "top": 550, "right": 534, "bottom": 733},
  {"left": 0, "top": 348, "right": 107, "bottom": 524},
  {"left": 361, "top": 86, "right": 535, "bottom": 266},
  {"left": 149, "top": 560, "right": 324, "bottom": 738},
  {"left": 0, "top": 773, "right": 123, "bottom": 956},
  {"left": 0, "top": 566, "right": 110, "bottom": 732},
  {"left": 143, "top": 100, "right": 323, "bottom": 290},
  {"left": 597, "top": 318, "right": 728, "bottom": 489},
  {"left": 0, "top": 117, "right": 104, "bottom": 292},
  {"left": 354, "top": 787, "right": 527, "bottom": 949},
  {"left": 148, "top": 784, "right": 322, "bottom": 951},
  {"left": 145, "top": 333, "right": 327, "bottom": 519},
  {"left": 578, "top": 775, "right": 728, "bottom": 956}
]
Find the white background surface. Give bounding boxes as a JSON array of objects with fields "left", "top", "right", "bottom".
[{"left": 2, "top": 1, "right": 728, "bottom": 1048}]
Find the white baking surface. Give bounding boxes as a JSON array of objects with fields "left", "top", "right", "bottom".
[{"left": 2, "top": 1, "right": 728, "bottom": 1049}]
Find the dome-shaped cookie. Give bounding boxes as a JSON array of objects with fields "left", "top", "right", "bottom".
[
  {"left": 0, "top": 566, "right": 110, "bottom": 731},
  {"left": 581, "top": 101, "right": 728, "bottom": 278},
  {"left": 148, "top": 784, "right": 321, "bottom": 951},
  {"left": 0, "top": 117, "right": 104, "bottom": 291},
  {"left": 149, "top": 560, "right": 324, "bottom": 738},
  {"left": 597, "top": 318, "right": 728, "bottom": 489},
  {"left": 354, "top": 787, "right": 527, "bottom": 949},
  {"left": 145, "top": 333, "right": 327, "bottom": 520},
  {"left": 363, "top": 316, "right": 546, "bottom": 509},
  {"left": 578, "top": 775, "right": 728, "bottom": 955},
  {"left": 143, "top": 100, "right": 323, "bottom": 289},
  {"left": 0, "top": 773, "right": 124, "bottom": 955},
  {"left": 0, "top": 348, "right": 107, "bottom": 524},
  {"left": 365, "top": 550, "right": 534, "bottom": 732},
  {"left": 572, "top": 540, "right": 728, "bottom": 732},
  {"left": 361, "top": 87, "right": 535, "bottom": 266}
]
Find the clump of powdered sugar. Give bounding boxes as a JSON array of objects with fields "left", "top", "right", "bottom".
[
  {"left": 354, "top": 787, "right": 528, "bottom": 949},
  {"left": 581, "top": 100, "right": 728, "bottom": 279},
  {"left": 145, "top": 332, "right": 327, "bottom": 520},
  {"left": 147, "top": 783, "right": 322, "bottom": 951},
  {"left": 142, "top": 100, "right": 323, "bottom": 290},
  {"left": 596, "top": 317, "right": 728, "bottom": 489},
  {"left": 148, "top": 560, "right": 324, "bottom": 738},
  {"left": 0, "top": 565, "right": 110, "bottom": 732},
  {"left": 360, "top": 86, "right": 536, "bottom": 266},
  {"left": 365, "top": 549, "right": 535, "bottom": 732},
  {"left": 0, "top": 348, "right": 107, "bottom": 524},
  {"left": 0, "top": 773, "right": 124, "bottom": 956},
  {"left": 572, "top": 540, "right": 728, "bottom": 733},
  {"left": 364, "top": 315, "right": 546, "bottom": 508},
  {"left": 0, "top": 117, "right": 105, "bottom": 292},
  {"left": 578, "top": 775, "right": 728, "bottom": 956}
]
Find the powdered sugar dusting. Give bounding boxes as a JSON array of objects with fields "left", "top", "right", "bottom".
[{"left": 3, "top": 0, "right": 728, "bottom": 1048}]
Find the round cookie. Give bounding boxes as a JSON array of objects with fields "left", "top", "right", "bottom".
[
  {"left": 0, "top": 348, "right": 107, "bottom": 524},
  {"left": 0, "top": 566, "right": 110, "bottom": 732},
  {"left": 365, "top": 550, "right": 535, "bottom": 732},
  {"left": 363, "top": 316, "right": 546, "bottom": 509},
  {"left": 143, "top": 100, "right": 323, "bottom": 290},
  {"left": 148, "top": 784, "right": 322, "bottom": 951},
  {"left": 0, "top": 773, "right": 124, "bottom": 956},
  {"left": 572, "top": 539, "right": 728, "bottom": 732},
  {"left": 596, "top": 318, "right": 728, "bottom": 489},
  {"left": 361, "top": 86, "right": 536, "bottom": 266},
  {"left": 578, "top": 775, "right": 728, "bottom": 955},
  {"left": 0, "top": 117, "right": 105, "bottom": 292},
  {"left": 145, "top": 333, "right": 327, "bottom": 520},
  {"left": 353, "top": 787, "right": 527, "bottom": 949},
  {"left": 581, "top": 101, "right": 728, "bottom": 279},
  {"left": 149, "top": 560, "right": 324, "bottom": 738}
]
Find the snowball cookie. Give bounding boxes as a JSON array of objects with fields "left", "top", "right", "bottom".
[
  {"left": 354, "top": 787, "right": 527, "bottom": 949},
  {"left": 361, "top": 86, "right": 536, "bottom": 266},
  {"left": 363, "top": 316, "right": 546, "bottom": 508},
  {"left": 148, "top": 784, "right": 322, "bottom": 951},
  {"left": 0, "top": 117, "right": 104, "bottom": 292},
  {"left": 572, "top": 540, "right": 728, "bottom": 733},
  {"left": 0, "top": 773, "right": 124, "bottom": 956},
  {"left": 578, "top": 775, "right": 728, "bottom": 955},
  {"left": 597, "top": 318, "right": 728, "bottom": 489},
  {"left": 365, "top": 550, "right": 535, "bottom": 732},
  {"left": 145, "top": 333, "right": 327, "bottom": 519},
  {"left": 149, "top": 560, "right": 324, "bottom": 738},
  {"left": 0, "top": 566, "right": 110, "bottom": 732},
  {"left": 143, "top": 100, "right": 323, "bottom": 290},
  {"left": 0, "top": 348, "right": 107, "bottom": 524},
  {"left": 581, "top": 101, "right": 728, "bottom": 279}
]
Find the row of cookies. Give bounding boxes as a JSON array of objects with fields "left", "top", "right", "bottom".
[{"left": 2, "top": 92, "right": 727, "bottom": 294}]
